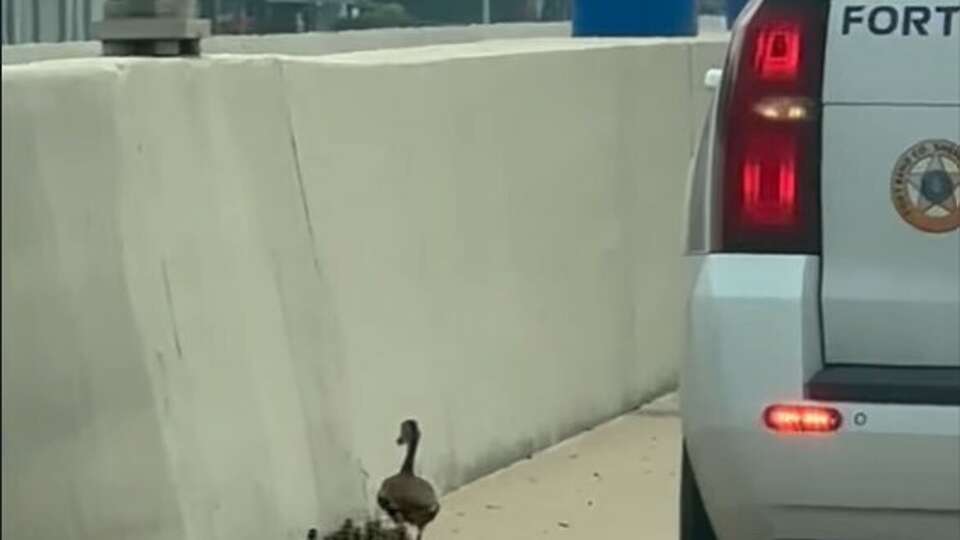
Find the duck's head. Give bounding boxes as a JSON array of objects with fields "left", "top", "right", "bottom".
[{"left": 396, "top": 419, "right": 421, "bottom": 445}]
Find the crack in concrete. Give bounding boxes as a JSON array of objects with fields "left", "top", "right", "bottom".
[
  {"left": 277, "top": 59, "right": 322, "bottom": 277},
  {"left": 161, "top": 260, "right": 184, "bottom": 359}
]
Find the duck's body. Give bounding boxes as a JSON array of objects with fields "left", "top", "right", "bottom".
[
  {"left": 377, "top": 474, "right": 439, "bottom": 530},
  {"left": 377, "top": 420, "right": 440, "bottom": 540}
]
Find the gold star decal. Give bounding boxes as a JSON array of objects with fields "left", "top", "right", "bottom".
[{"left": 906, "top": 153, "right": 960, "bottom": 215}]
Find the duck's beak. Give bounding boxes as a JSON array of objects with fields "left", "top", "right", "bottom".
[{"left": 396, "top": 436, "right": 404, "bottom": 445}]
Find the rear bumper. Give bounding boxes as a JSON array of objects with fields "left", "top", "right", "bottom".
[{"left": 682, "top": 255, "right": 960, "bottom": 540}]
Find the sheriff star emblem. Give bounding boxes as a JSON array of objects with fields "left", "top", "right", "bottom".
[{"left": 890, "top": 139, "right": 960, "bottom": 234}]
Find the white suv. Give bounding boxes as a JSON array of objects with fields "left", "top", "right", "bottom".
[{"left": 680, "top": 0, "right": 960, "bottom": 539}]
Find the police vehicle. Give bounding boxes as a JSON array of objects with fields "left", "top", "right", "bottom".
[{"left": 681, "top": 0, "right": 960, "bottom": 538}]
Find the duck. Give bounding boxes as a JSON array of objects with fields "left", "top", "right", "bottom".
[{"left": 377, "top": 419, "right": 440, "bottom": 540}]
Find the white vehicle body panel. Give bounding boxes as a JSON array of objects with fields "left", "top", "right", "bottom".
[
  {"left": 823, "top": 0, "right": 960, "bottom": 105},
  {"left": 820, "top": 106, "right": 960, "bottom": 367},
  {"left": 683, "top": 255, "right": 960, "bottom": 540},
  {"left": 821, "top": 0, "right": 960, "bottom": 367}
]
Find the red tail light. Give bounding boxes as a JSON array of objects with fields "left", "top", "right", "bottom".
[
  {"left": 763, "top": 404, "right": 842, "bottom": 434},
  {"left": 754, "top": 24, "right": 802, "bottom": 80},
  {"left": 715, "top": 0, "right": 828, "bottom": 253}
]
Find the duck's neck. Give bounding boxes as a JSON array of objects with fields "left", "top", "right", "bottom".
[{"left": 400, "top": 436, "right": 419, "bottom": 475}]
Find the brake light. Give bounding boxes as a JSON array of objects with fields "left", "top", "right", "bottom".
[
  {"left": 754, "top": 24, "right": 802, "bottom": 80},
  {"left": 763, "top": 404, "right": 842, "bottom": 434},
  {"left": 742, "top": 133, "right": 797, "bottom": 226},
  {"left": 715, "top": 0, "right": 828, "bottom": 253}
]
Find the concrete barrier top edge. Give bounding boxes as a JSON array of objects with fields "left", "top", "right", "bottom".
[
  {"left": 243, "top": 35, "right": 730, "bottom": 66},
  {"left": 2, "top": 34, "right": 729, "bottom": 75}
]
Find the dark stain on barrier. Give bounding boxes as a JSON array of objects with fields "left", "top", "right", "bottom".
[
  {"left": 161, "top": 260, "right": 184, "bottom": 359},
  {"left": 277, "top": 60, "right": 322, "bottom": 277},
  {"left": 154, "top": 351, "right": 172, "bottom": 416}
]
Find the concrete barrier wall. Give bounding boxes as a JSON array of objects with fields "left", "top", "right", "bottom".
[{"left": 1, "top": 36, "right": 728, "bottom": 540}]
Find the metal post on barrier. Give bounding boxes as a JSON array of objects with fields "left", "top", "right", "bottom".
[
  {"left": 572, "top": 0, "right": 697, "bottom": 37},
  {"left": 93, "top": 0, "right": 210, "bottom": 56},
  {"left": 726, "top": 0, "right": 752, "bottom": 29}
]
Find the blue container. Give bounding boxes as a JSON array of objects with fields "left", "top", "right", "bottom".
[
  {"left": 726, "top": 0, "right": 752, "bottom": 29},
  {"left": 573, "top": 0, "right": 697, "bottom": 37}
]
